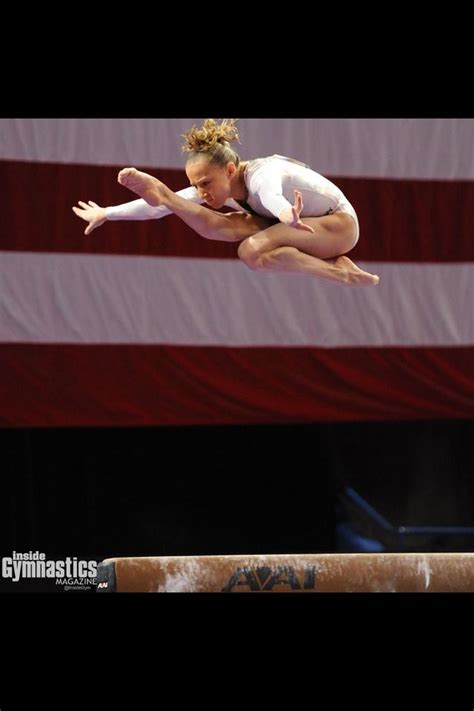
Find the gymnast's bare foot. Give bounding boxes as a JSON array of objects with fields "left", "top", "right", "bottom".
[
  {"left": 335, "top": 256, "right": 380, "bottom": 287},
  {"left": 117, "top": 168, "right": 172, "bottom": 207}
]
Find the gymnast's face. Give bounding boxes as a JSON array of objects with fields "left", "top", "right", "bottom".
[{"left": 186, "top": 158, "right": 236, "bottom": 208}]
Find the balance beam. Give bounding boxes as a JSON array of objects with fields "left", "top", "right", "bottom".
[{"left": 96, "top": 553, "right": 474, "bottom": 592}]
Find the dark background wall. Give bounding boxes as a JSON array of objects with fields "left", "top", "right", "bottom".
[{"left": 2, "top": 419, "right": 473, "bottom": 578}]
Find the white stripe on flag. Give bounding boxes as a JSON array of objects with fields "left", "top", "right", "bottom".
[
  {"left": 2, "top": 119, "right": 474, "bottom": 179},
  {"left": 1, "top": 252, "right": 472, "bottom": 347}
]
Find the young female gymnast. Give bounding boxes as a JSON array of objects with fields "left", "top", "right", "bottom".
[{"left": 73, "top": 119, "right": 379, "bottom": 287}]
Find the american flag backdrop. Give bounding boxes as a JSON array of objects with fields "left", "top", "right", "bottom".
[{"left": 1, "top": 118, "right": 473, "bottom": 427}]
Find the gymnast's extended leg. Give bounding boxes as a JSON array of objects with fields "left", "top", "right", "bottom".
[{"left": 118, "top": 168, "right": 379, "bottom": 286}]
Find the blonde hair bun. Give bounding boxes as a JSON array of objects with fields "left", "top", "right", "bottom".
[{"left": 182, "top": 118, "right": 239, "bottom": 153}]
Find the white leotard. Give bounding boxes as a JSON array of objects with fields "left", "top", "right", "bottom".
[{"left": 107, "top": 154, "right": 359, "bottom": 241}]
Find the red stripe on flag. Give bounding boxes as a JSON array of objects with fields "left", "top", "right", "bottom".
[
  {"left": 1, "top": 160, "right": 474, "bottom": 262},
  {"left": 1, "top": 344, "right": 473, "bottom": 427}
]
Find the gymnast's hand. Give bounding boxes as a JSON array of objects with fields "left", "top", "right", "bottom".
[
  {"left": 278, "top": 190, "right": 315, "bottom": 234},
  {"left": 72, "top": 201, "right": 107, "bottom": 235}
]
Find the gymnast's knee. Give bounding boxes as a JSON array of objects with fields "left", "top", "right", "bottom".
[{"left": 237, "top": 236, "right": 265, "bottom": 270}]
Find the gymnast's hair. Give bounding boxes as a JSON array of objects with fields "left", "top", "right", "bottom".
[{"left": 182, "top": 119, "right": 241, "bottom": 168}]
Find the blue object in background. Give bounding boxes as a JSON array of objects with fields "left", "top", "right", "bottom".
[
  {"left": 336, "top": 487, "right": 474, "bottom": 553},
  {"left": 336, "top": 521, "right": 385, "bottom": 553}
]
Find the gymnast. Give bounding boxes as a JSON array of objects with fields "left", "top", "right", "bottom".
[{"left": 73, "top": 119, "right": 379, "bottom": 287}]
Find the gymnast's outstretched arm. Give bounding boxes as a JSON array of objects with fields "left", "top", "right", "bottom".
[{"left": 72, "top": 186, "right": 204, "bottom": 235}]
